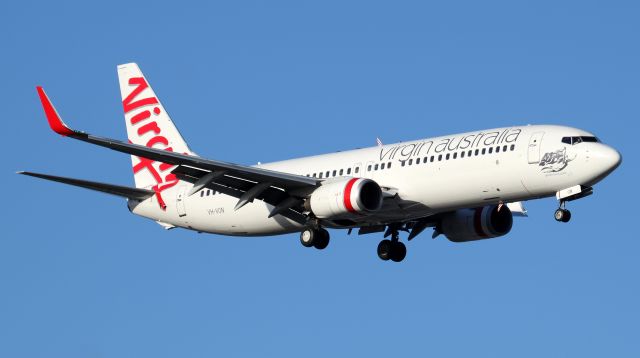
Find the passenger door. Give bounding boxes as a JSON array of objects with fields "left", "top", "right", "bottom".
[{"left": 527, "top": 132, "right": 545, "bottom": 164}]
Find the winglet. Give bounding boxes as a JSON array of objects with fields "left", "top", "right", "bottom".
[{"left": 36, "top": 86, "right": 76, "bottom": 136}]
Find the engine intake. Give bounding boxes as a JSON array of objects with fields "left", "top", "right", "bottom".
[
  {"left": 441, "top": 205, "right": 513, "bottom": 242},
  {"left": 308, "top": 178, "right": 383, "bottom": 219}
]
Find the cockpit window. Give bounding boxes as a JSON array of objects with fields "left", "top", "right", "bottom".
[{"left": 561, "top": 136, "right": 600, "bottom": 145}]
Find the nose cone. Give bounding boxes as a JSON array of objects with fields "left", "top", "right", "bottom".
[
  {"left": 592, "top": 145, "right": 622, "bottom": 177},
  {"left": 603, "top": 145, "right": 622, "bottom": 171}
]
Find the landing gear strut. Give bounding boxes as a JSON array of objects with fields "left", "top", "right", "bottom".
[
  {"left": 554, "top": 201, "right": 571, "bottom": 223},
  {"left": 377, "top": 228, "right": 406, "bottom": 262},
  {"left": 300, "top": 228, "right": 330, "bottom": 250}
]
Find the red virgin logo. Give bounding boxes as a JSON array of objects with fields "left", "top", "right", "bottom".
[{"left": 123, "top": 77, "right": 179, "bottom": 210}]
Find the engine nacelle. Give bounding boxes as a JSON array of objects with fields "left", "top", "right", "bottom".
[
  {"left": 441, "top": 205, "right": 513, "bottom": 242},
  {"left": 307, "top": 178, "right": 383, "bottom": 219}
]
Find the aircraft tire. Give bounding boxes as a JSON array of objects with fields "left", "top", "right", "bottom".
[
  {"left": 377, "top": 239, "right": 392, "bottom": 261},
  {"left": 555, "top": 208, "right": 571, "bottom": 223},
  {"left": 300, "top": 229, "right": 316, "bottom": 247},
  {"left": 390, "top": 241, "right": 407, "bottom": 262},
  {"left": 313, "top": 229, "right": 330, "bottom": 250}
]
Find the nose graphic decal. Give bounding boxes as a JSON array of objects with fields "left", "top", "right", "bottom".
[{"left": 539, "top": 148, "right": 576, "bottom": 173}]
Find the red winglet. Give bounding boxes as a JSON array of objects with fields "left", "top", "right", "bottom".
[{"left": 36, "top": 86, "right": 75, "bottom": 136}]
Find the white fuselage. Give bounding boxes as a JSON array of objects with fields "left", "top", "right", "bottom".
[{"left": 128, "top": 124, "right": 620, "bottom": 236}]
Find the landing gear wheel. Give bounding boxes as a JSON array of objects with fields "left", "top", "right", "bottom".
[
  {"left": 300, "top": 228, "right": 330, "bottom": 249},
  {"left": 390, "top": 241, "right": 407, "bottom": 262},
  {"left": 313, "top": 229, "right": 330, "bottom": 250},
  {"left": 554, "top": 209, "right": 564, "bottom": 222},
  {"left": 378, "top": 240, "right": 407, "bottom": 262},
  {"left": 377, "top": 239, "right": 392, "bottom": 261},
  {"left": 554, "top": 208, "right": 571, "bottom": 223},
  {"left": 300, "top": 229, "right": 315, "bottom": 247}
]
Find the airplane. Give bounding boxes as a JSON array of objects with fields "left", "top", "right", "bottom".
[{"left": 20, "top": 63, "right": 622, "bottom": 262}]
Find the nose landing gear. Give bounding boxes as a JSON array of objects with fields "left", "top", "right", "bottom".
[
  {"left": 554, "top": 185, "right": 594, "bottom": 223},
  {"left": 554, "top": 201, "right": 571, "bottom": 223}
]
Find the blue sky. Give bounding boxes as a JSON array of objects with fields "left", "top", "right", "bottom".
[{"left": 2, "top": 1, "right": 639, "bottom": 357}]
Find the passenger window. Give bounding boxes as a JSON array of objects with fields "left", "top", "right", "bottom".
[
  {"left": 496, "top": 146, "right": 500, "bottom": 153},
  {"left": 326, "top": 171, "right": 330, "bottom": 177},
  {"left": 475, "top": 149, "right": 479, "bottom": 156},
  {"left": 408, "top": 159, "right": 413, "bottom": 165},
  {"left": 453, "top": 152, "right": 457, "bottom": 159},
  {"left": 200, "top": 191, "right": 204, "bottom": 197},
  {"left": 503, "top": 145, "right": 508, "bottom": 152},
  {"left": 319, "top": 173, "right": 323, "bottom": 178},
  {"left": 381, "top": 163, "right": 385, "bottom": 170},
  {"left": 387, "top": 162, "right": 392, "bottom": 169},
  {"left": 347, "top": 168, "right": 352, "bottom": 175},
  {"left": 510, "top": 144, "right": 515, "bottom": 151},
  {"left": 416, "top": 158, "right": 421, "bottom": 164},
  {"left": 481, "top": 148, "right": 486, "bottom": 155},
  {"left": 367, "top": 165, "right": 372, "bottom": 171},
  {"left": 374, "top": 164, "right": 379, "bottom": 170},
  {"left": 339, "top": 169, "right": 343, "bottom": 175},
  {"left": 488, "top": 147, "right": 493, "bottom": 154},
  {"left": 355, "top": 167, "right": 360, "bottom": 173},
  {"left": 424, "top": 156, "right": 428, "bottom": 163},
  {"left": 461, "top": 151, "right": 465, "bottom": 158},
  {"left": 332, "top": 170, "right": 337, "bottom": 177},
  {"left": 401, "top": 161, "right": 405, "bottom": 167},
  {"left": 445, "top": 153, "right": 450, "bottom": 160},
  {"left": 438, "top": 154, "right": 442, "bottom": 161},
  {"left": 430, "top": 156, "right": 435, "bottom": 162}
]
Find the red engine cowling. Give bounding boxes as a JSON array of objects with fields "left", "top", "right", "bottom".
[
  {"left": 440, "top": 205, "right": 513, "bottom": 242},
  {"left": 307, "top": 178, "right": 383, "bottom": 219}
]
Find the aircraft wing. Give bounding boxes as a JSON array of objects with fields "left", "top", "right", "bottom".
[{"left": 36, "top": 86, "right": 317, "bottom": 223}]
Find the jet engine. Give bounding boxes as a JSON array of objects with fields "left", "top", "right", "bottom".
[
  {"left": 307, "top": 178, "right": 383, "bottom": 218},
  {"left": 440, "top": 205, "right": 513, "bottom": 242}
]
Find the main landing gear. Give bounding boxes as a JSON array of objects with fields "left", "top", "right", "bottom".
[
  {"left": 554, "top": 201, "right": 571, "bottom": 223},
  {"left": 377, "top": 228, "right": 407, "bottom": 262},
  {"left": 300, "top": 228, "right": 330, "bottom": 250},
  {"left": 300, "top": 225, "right": 409, "bottom": 262}
]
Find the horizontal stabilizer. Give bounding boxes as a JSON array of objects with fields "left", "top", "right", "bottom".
[{"left": 18, "top": 171, "right": 155, "bottom": 200}]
